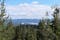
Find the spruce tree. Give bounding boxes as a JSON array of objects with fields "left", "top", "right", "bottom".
[
  {"left": 38, "top": 19, "right": 46, "bottom": 40},
  {"left": 0, "top": 0, "right": 6, "bottom": 31},
  {"left": 5, "top": 18, "right": 15, "bottom": 40},
  {"left": 38, "top": 12, "right": 55, "bottom": 40},
  {"left": 0, "top": 0, "right": 8, "bottom": 40},
  {"left": 26, "top": 26, "right": 37, "bottom": 40},
  {"left": 51, "top": 7, "right": 59, "bottom": 40}
]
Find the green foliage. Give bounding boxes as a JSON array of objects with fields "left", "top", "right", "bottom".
[
  {"left": 0, "top": 0, "right": 15, "bottom": 40},
  {"left": 16, "top": 25, "right": 37, "bottom": 40},
  {"left": 51, "top": 8, "right": 60, "bottom": 40},
  {"left": 0, "top": 26, "right": 15, "bottom": 40},
  {"left": 0, "top": 0, "right": 60, "bottom": 40}
]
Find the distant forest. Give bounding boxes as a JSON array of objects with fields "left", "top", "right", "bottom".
[{"left": 0, "top": 0, "right": 60, "bottom": 40}]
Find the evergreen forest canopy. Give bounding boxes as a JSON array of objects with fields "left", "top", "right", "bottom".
[{"left": 0, "top": 0, "right": 60, "bottom": 40}]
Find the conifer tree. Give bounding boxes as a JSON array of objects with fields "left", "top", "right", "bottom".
[
  {"left": 0, "top": 0, "right": 6, "bottom": 31},
  {"left": 0, "top": 0, "right": 9, "bottom": 40},
  {"left": 38, "top": 12, "right": 55, "bottom": 40},
  {"left": 4, "top": 18, "right": 15, "bottom": 40},
  {"left": 26, "top": 26, "right": 37, "bottom": 40},
  {"left": 38, "top": 19, "right": 46, "bottom": 40},
  {"left": 45, "top": 12, "right": 55, "bottom": 40},
  {"left": 51, "top": 7, "right": 60, "bottom": 40},
  {"left": 16, "top": 25, "right": 25, "bottom": 40}
]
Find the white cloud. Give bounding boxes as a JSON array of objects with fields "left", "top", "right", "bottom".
[
  {"left": 6, "top": 2, "right": 53, "bottom": 19},
  {"left": 32, "top": 1, "right": 39, "bottom": 4}
]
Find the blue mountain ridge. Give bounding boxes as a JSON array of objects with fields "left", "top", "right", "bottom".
[{"left": 12, "top": 19, "right": 40, "bottom": 25}]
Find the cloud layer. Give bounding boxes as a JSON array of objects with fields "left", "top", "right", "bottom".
[{"left": 6, "top": 2, "right": 53, "bottom": 19}]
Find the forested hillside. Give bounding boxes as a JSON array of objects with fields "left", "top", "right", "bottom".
[{"left": 0, "top": 0, "right": 60, "bottom": 40}]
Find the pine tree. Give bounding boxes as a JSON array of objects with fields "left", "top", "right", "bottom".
[
  {"left": 26, "top": 25, "right": 37, "bottom": 40},
  {"left": 38, "top": 12, "right": 55, "bottom": 40},
  {"left": 45, "top": 12, "right": 55, "bottom": 40},
  {"left": 0, "top": 0, "right": 6, "bottom": 31},
  {"left": 4, "top": 18, "right": 15, "bottom": 40},
  {"left": 51, "top": 7, "right": 59, "bottom": 40},
  {"left": 38, "top": 19, "right": 46, "bottom": 40},
  {"left": 0, "top": 0, "right": 9, "bottom": 31},
  {"left": 0, "top": 0, "right": 5, "bottom": 20},
  {"left": 0, "top": 0, "right": 9, "bottom": 40},
  {"left": 16, "top": 24, "right": 25, "bottom": 40}
]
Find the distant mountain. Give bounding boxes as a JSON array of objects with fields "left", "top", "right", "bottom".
[{"left": 12, "top": 19, "right": 40, "bottom": 26}]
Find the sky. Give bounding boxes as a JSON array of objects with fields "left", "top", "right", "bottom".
[
  {"left": 6, "top": 0, "right": 60, "bottom": 6},
  {"left": 4, "top": 0, "right": 60, "bottom": 19}
]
